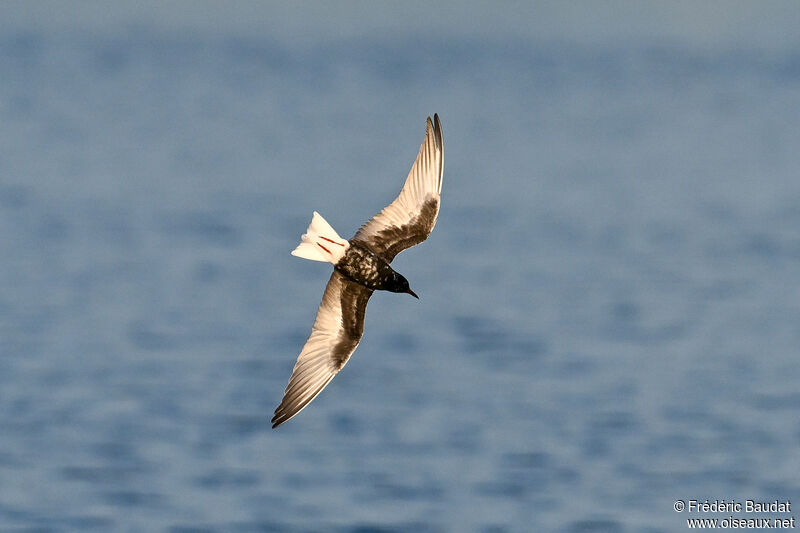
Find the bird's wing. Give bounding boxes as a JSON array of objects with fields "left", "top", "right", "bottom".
[
  {"left": 272, "top": 271, "right": 373, "bottom": 428},
  {"left": 351, "top": 114, "right": 444, "bottom": 263}
]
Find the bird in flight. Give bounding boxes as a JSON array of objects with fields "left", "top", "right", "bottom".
[{"left": 272, "top": 114, "right": 444, "bottom": 428}]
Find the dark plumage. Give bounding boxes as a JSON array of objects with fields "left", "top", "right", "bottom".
[
  {"left": 272, "top": 114, "right": 444, "bottom": 428},
  {"left": 334, "top": 242, "right": 416, "bottom": 296}
]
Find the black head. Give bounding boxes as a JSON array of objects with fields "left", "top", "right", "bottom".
[{"left": 388, "top": 272, "right": 419, "bottom": 299}]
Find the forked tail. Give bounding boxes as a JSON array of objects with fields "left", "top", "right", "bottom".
[{"left": 291, "top": 212, "right": 349, "bottom": 264}]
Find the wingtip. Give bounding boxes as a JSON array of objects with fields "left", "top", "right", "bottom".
[
  {"left": 271, "top": 411, "right": 288, "bottom": 429},
  {"left": 431, "top": 114, "right": 443, "bottom": 189},
  {"left": 428, "top": 113, "right": 442, "bottom": 141},
  {"left": 425, "top": 114, "right": 443, "bottom": 153}
]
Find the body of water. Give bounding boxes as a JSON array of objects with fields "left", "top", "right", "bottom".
[{"left": 1, "top": 8, "right": 799, "bottom": 532}]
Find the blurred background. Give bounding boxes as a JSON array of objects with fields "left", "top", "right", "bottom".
[{"left": 1, "top": 1, "right": 799, "bottom": 531}]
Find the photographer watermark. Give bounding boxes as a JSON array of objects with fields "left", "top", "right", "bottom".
[{"left": 674, "top": 499, "right": 794, "bottom": 529}]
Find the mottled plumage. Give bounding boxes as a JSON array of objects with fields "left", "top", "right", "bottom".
[
  {"left": 335, "top": 243, "right": 398, "bottom": 291},
  {"left": 272, "top": 114, "right": 444, "bottom": 428}
]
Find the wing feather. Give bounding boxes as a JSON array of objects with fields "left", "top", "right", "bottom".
[
  {"left": 272, "top": 271, "right": 373, "bottom": 428},
  {"left": 352, "top": 114, "right": 444, "bottom": 262}
]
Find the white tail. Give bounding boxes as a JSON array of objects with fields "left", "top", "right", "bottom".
[{"left": 291, "top": 212, "right": 349, "bottom": 263}]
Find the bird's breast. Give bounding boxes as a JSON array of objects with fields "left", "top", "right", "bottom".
[{"left": 335, "top": 244, "right": 395, "bottom": 291}]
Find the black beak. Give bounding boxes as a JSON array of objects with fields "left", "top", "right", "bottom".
[{"left": 406, "top": 288, "right": 419, "bottom": 299}]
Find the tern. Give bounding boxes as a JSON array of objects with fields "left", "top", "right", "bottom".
[{"left": 272, "top": 114, "right": 444, "bottom": 428}]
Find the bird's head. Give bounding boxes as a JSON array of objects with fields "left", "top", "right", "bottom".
[{"left": 389, "top": 272, "right": 419, "bottom": 299}]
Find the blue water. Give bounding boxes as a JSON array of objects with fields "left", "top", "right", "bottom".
[{"left": 1, "top": 18, "right": 800, "bottom": 533}]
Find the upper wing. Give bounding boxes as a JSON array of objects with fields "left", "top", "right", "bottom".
[
  {"left": 272, "top": 271, "right": 373, "bottom": 428},
  {"left": 351, "top": 114, "right": 444, "bottom": 263}
]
